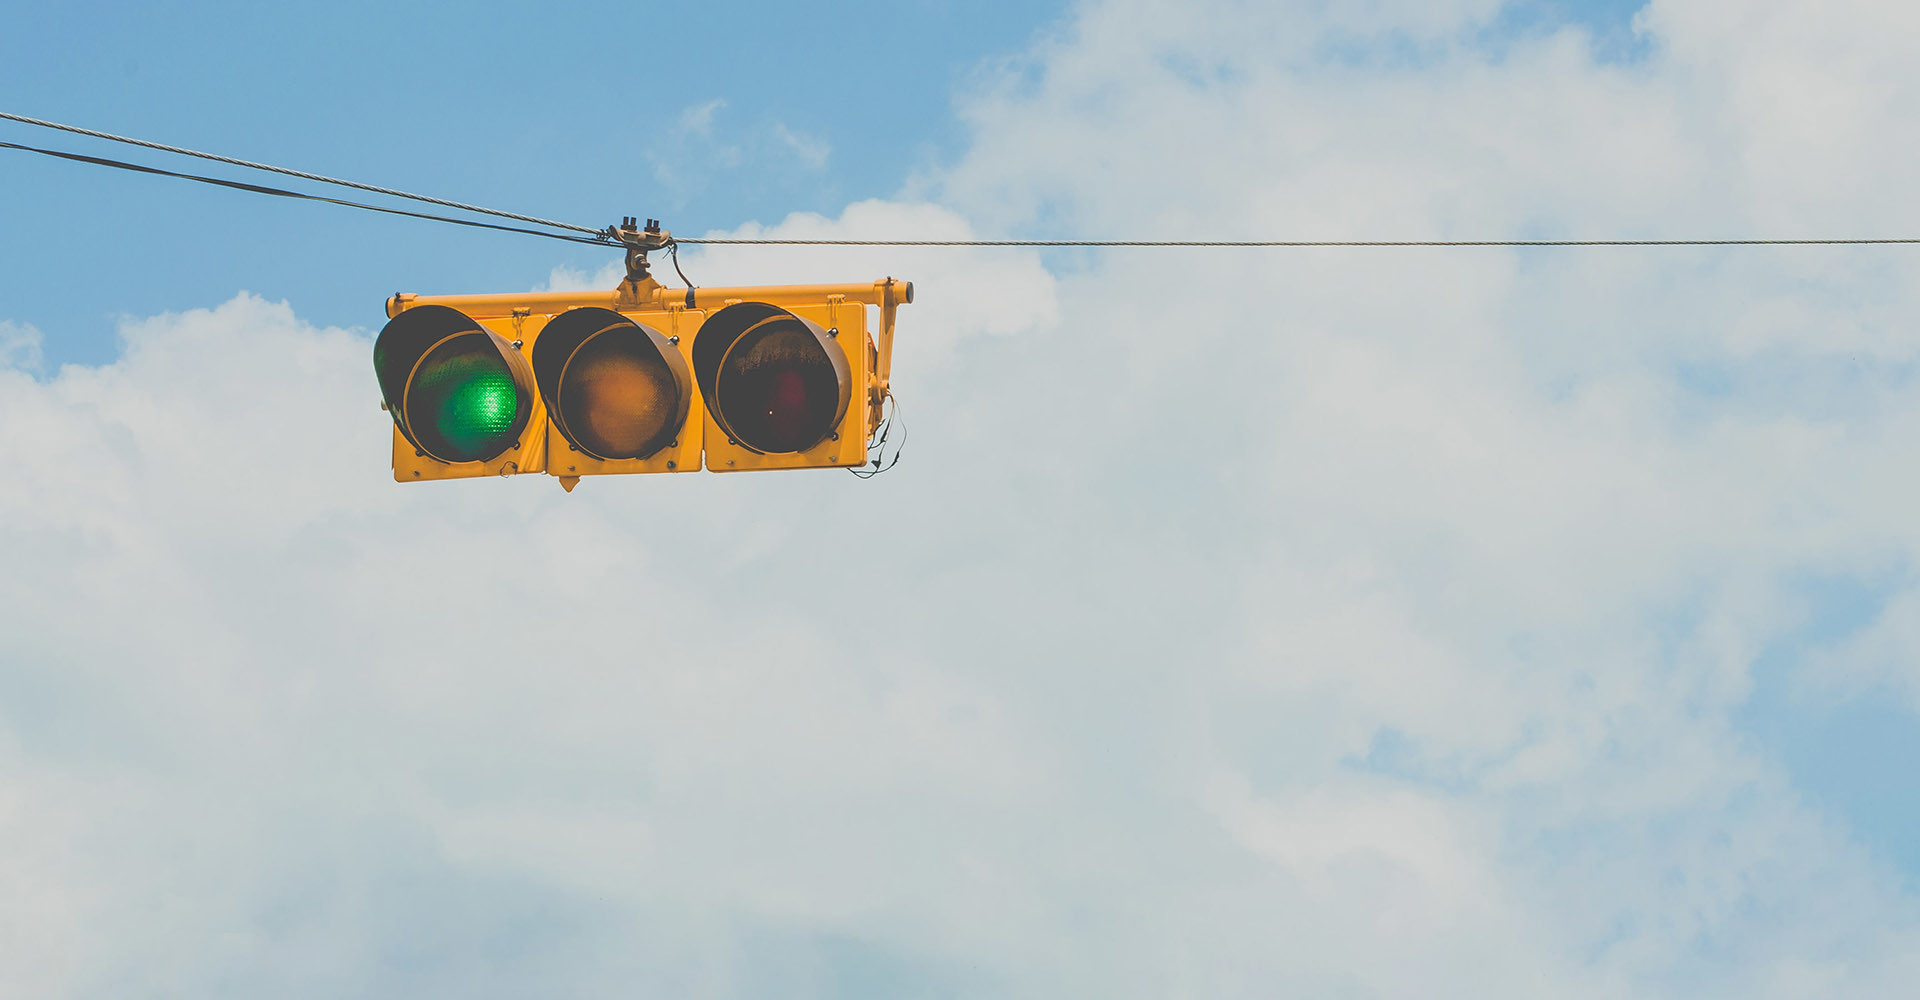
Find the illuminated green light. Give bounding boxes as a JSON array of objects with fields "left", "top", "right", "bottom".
[
  {"left": 438, "top": 364, "right": 518, "bottom": 457},
  {"left": 411, "top": 343, "right": 523, "bottom": 463}
]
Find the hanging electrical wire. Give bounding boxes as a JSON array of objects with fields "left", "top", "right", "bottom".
[
  {"left": 0, "top": 139, "right": 612, "bottom": 246},
  {"left": 8, "top": 109, "right": 1920, "bottom": 250},
  {"left": 675, "top": 236, "right": 1920, "bottom": 248},
  {"left": 850, "top": 391, "right": 905, "bottom": 479},
  {"left": 0, "top": 109, "right": 603, "bottom": 236}
]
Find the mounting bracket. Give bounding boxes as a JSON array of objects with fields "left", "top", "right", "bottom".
[{"left": 605, "top": 216, "right": 673, "bottom": 282}]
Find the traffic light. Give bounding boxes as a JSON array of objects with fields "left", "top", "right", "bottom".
[
  {"left": 532, "top": 306, "right": 701, "bottom": 479},
  {"left": 694, "top": 300, "right": 865, "bottom": 472},
  {"left": 373, "top": 302, "right": 546, "bottom": 482},
  {"left": 373, "top": 259, "right": 912, "bottom": 487}
]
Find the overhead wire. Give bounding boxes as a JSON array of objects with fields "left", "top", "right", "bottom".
[
  {"left": 0, "top": 109, "right": 604, "bottom": 236},
  {"left": 7, "top": 110, "right": 1920, "bottom": 250},
  {"left": 677, "top": 237, "right": 1920, "bottom": 248},
  {"left": 0, "top": 139, "right": 614, "bottom": 247}
]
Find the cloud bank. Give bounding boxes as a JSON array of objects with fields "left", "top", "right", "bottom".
[{"left": 5, "top": 1, "right": 1920, "bottom": 996}]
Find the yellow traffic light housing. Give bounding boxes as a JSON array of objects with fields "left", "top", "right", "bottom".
[
  {"left": 532, "top": 306, "right": 701, "bottom": 478},
  {"left": 693, "top": 300, "right": 865, "bottom": 472},
  {"left": 374, "top": 304, "right": 546, "bottom": 482},
  {"left": 375, "top": 227, "right": 911, "bottom": 487}
]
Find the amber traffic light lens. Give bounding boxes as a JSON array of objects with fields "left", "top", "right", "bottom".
[
  {"left": 557, "top": 327, "right": 681, "bottom": 460},
  {"left": 715, "top": 322, "right": 843, "bottom": 453},
  {"left": 532, "top": 308, "right": 690, "bottom": 463},
  {"left": 407, "top": 334, "right": 527, "bottom": 463}
]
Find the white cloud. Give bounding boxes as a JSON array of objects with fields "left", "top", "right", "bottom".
[
  {"left": 771, "top": 122, "right": 831, "bottom": 169},
  {"left": 652, "top": 99, "right": 742, "bottom": 190},
  {"left": 0, "top": 319, "right": 43, "bottom": 371},
  {"left": 680, "top": 97, "right": 726, "bottom": 137},
  {"left": 8, "top": 1, "right": 1920, "bottom": 996}
]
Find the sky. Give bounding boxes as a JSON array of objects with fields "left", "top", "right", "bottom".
[{"left": 5, "top": 0, "right": 1920, "bottom": 997}]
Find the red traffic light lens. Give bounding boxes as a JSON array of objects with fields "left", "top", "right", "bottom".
[{"left": 714, "top": 320, "right": 845, "bottom": 454}]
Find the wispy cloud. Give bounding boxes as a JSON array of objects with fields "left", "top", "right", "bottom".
[
  {"left": 679, "top": 97, "right": 726, "bottom": 137},
  {"left": 771, "top": 122, "right": 831, "bottom": 169}
]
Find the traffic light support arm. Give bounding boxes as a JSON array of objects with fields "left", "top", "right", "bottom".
[{"left": 874, "top": 276, "right": 909, "bottom": 401}]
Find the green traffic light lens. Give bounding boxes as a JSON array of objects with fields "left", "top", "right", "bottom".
[{"left": 408, "top": 335, "right": 525, "bottom": 463}]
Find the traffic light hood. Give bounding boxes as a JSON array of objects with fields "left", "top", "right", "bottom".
[
  {"left": 373, "top": 304, "right": 536, "bottom": 465},
  {"left": 530, "top": 307, "right": 692, "bottom": 462}
]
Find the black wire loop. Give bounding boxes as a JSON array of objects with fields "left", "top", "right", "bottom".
[
  {"left": 668, "top": 241, "right": 696, "bottom": 307},
  {"left": 850, "top": 392, "right": 905, "bottom": 479}
]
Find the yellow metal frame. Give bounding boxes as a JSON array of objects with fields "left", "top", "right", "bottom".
[
  {"left": 700, "top": 297, "right": 867, "bottom": 473},
  {"left": 387, "top": 311, "right": 549, "bottom": 484},
  {"left": 384, "top": 275, "right": 912, "bottom": 484},
  {"left": 538, "top": 306, "right": 703, "bottom": 486}
]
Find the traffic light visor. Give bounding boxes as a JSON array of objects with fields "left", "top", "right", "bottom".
[
  {"left": 531, "top": 308, "right": 691, "bottom": 461},
  {"left": 375, "top": 305, "right": 534, "bottom": 464},
  {"left": 692, "top": 302, "right": 851, "bottom": 455}
]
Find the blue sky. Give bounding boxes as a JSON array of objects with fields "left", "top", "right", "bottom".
[
  {"left": 5, "top": 1, "right": 1920, "bottom": 996},
  {"left": 1, "top": 0, "right": 1071, "bottom": 364}
]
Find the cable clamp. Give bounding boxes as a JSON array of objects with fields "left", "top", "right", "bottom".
[{"left": 605, "top": 217, "right": 672, "bottom": 282}]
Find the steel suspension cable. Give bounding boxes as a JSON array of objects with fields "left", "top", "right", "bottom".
[
  {"left": 675, "top": 237, "right": 1920, "bottom": 248},
  {"left": 0, "top": 109, "right": 603, "bottom": 236},
  {"left": 10, "top": 110, "right": 1920, "bottom": 251},
  {"left": 0, "top": 139, "right": 613, "bottom": 247}
]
